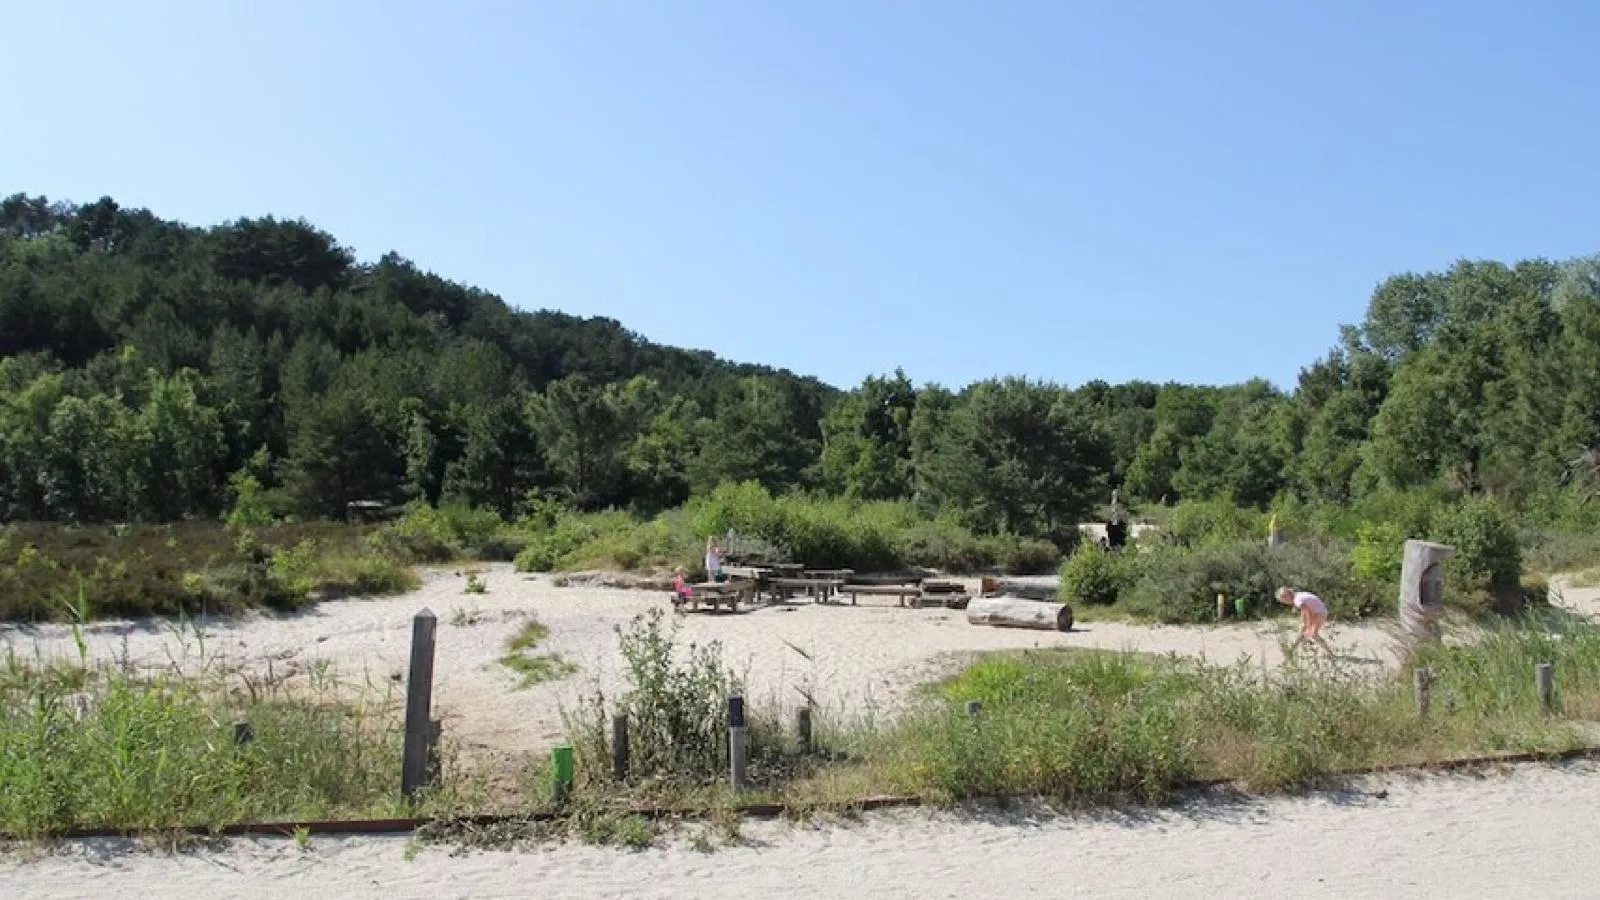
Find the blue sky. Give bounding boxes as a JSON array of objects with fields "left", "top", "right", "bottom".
[{"left": 4, "top": 1, "right": 1598, "bottom": 392}]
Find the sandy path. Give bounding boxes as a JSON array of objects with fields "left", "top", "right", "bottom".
[
  {"left": 0, "top": 565, "right": 1401, "bottom": 771},
  {"left": 6, "top": 760, "right": 1598, "bottom": 898}
]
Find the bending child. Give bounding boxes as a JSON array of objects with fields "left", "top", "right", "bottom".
[{"left": 1276, "top": 586, "right": 1333, "bottom": 658}]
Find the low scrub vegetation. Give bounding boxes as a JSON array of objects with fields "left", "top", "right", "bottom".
[
  {"left": 0, "top": 636, "right": 476, "bottom": 836},
  {"left": 0, "top": 521, "right": 416, "bottom": 622}
]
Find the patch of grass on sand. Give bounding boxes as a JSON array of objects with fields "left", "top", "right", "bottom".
[
  {"left": 0, "top": 629, "right": 474, "bottom": 837},
  {"left": 499, "top": 618, "right": 577, "bottom": 688}
]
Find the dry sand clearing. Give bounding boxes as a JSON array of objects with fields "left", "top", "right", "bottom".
[
  {"left": 6, "top": 761, "right": 1600, "bottom": 899},
  {"left": 5, "top": 568, "right": 1597, "bottom": 898},
  {"left": 0, "top": 564, "right": 1401, "bottom": 771}
]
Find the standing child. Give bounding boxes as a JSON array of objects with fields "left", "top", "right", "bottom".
[
  {"left": 705, "top": 536, "right": 725, "bottom": 583},
  {"left": 1277, "top": 586, "right": 1333, "bottom": 658}
]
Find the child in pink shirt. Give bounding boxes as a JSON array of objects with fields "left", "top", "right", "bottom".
[
  {"left": 1277, "top": 586, "right": 1333, "bottom": 657},
  {"left": 672, "top": 567, "right": 693, "bottom": 612}
]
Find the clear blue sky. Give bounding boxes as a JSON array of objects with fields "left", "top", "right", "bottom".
[{"left": 4, "top": 1, "right": 1598, "bottom": 392}]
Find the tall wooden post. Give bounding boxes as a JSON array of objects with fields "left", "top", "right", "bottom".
[
  {"left": 1413, "top": 667, "right": 1431, "bottom": 718},
  {"left": 795, "top": 706, "right": 813, "bottom": 755},
  {"left": 401, "top": 608, "right": 438, "bottom": 801},
  {"left": 612, "top": 714, "right": 630, "bottom": 781},
  {"left": 729, "top": 695, "right": 748, "bottom": 792}
]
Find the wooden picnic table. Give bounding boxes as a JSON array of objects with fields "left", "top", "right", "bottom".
[
  {"left": 676, "top": 579, "right": 755, "bottom": 614},
  {"left": 802, "top": 568, "right": 855, "bottom": 580},
  {"left": 766, "top": 577, "right": 846, "bottom": 603}
]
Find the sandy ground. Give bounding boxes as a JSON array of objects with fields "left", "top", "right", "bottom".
[
  {"left": 7, "top": 761, "right": 1600, "bottom": 899},
  {"left": 7, "top": 569, "right": 1600, "bottom": 897},
  {"left": 0, "top": 564, "right": 1404, "bottom": 772}
]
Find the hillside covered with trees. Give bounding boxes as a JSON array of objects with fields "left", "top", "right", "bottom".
[
  {"left": 4, "top": 192, "right": 1600, "bottom": 623},
  {"left": 5, "top": 192, "right": 1600, "bottom": 532}
]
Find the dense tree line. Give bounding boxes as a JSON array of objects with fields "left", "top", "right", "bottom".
[{"left": 3, "top": 192, "right": 1598, "bottom": 537}]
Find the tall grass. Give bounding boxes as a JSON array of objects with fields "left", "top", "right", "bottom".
[
  {"left": 868, "top": 617, "right": 1600, "bottom": 805},
  {"left": 0, "top": 637, "right": 456, "bottom": 836}
]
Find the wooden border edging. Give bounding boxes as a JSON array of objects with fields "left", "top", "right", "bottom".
[{"left": 12, "top": 747, "right": 1600, "bottom": 843}]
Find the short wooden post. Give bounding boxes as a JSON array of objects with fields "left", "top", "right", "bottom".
[
  {"left": 612, "top": 714, "right": 630, "bottom": 781},
  {"left": 232, "top": 719, "right": 253, "bottom": 747},
  {"left": 401, "top": 608, "right": 438, "bottom": 801},
  {"left": 1536, "top": 662, "right": 1554, "bottom": 713},
  {"left": 1216, "top": 593, "right": 1227, "bottom": 620},
  {"left": 729, "top": 694, "right": 748, "bottom": 792},
  {"left": 795, "top": 706, "right": 813, "bottom": 755},
  {"left": 551, "top": 745, "right": 574, "bottom": 803},
  {"left": 1413, "top": 667, "right": 1431, "bottom": 718},
  {"left": 965, "top": 700, "right": 982, "bottom": 720}
]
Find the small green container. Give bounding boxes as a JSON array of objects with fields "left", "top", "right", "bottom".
[
  {"left": 1234, "top": 595, "right": 1248, "bottom": 618},
  {"left": 551, "top": 744, "right": 575, "bottom": 801}
]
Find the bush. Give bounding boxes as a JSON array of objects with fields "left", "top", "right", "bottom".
[
  {"left": 564, "top": 609, "right": 784, "bottom": 788},
  {"left": 1350, "top": 521, "right": 1406, "bottom": 583},
  {"left": 894, "top": 522, "right": 993, "bottom": 573},
  {"left": 367, "top": 503, "right": 522, "bottom": 564},
  {"left": 1163, "top": 499, "right": 1266, "bottom": 547},
  {"left": 990, "top": 535, "right": 1064, "bottom": 575},
  {"left": 1432, "top": 498, "right": 1522, "bottom": 588},
  {"left": 1120, "top": 538, "right": 1383, "bottom": 623},
  {"left": 1058, "top": 546, "right": 1133, "bottom": 606}
]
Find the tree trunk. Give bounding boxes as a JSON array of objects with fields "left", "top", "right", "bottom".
[{"left": 965, "top": 596, "right": 1073, "bottom": 632}]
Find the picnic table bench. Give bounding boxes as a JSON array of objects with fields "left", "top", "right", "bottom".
[
  {"left": 675, "top": 579, "right": 755, "bottom": 613},
  {"left": 766, "top": 577, "right": 846, "bottom": 603},
  {"left": 839, "top": 582, "right": 927, "bottom": 607}
]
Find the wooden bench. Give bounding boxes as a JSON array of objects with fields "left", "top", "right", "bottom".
[
  {"left": 676, "top": 580, "right": 754, "bottom": 613},
  {"left": 841, "top": 583, "right": 927, "bottom": 607},
  {"left": 767, "top": 577, "right": 846, "bottom": 603}
]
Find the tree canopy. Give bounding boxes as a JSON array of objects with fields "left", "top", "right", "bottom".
[{"left": 3, "top": 192, "right": 1597, "bottom": 536}]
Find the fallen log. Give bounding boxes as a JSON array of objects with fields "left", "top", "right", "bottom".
[
  {"left": 979, "top": 579, "right": 1057, "bottom": 601},
  {"left": 965, "top": 595, "right": 1073, "bottom": 631}
]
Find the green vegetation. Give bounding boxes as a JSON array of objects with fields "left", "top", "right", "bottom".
[
  {"left": 0, "top": 521, "right": 416, "bottom": 621},
  {"left": 499, "top": 617, "right": 577, "bottom": 688},
  {"left": 0, "top": 638, "right": 475, "bottom": 837},
  {"left": 6, "top": 194, "right": 1600, "bottom": 624}
]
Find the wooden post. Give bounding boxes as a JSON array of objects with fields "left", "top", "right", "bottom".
[
  {"left": 612, "top": 714, "right": 630, "bottom": 781},
  {"left": 1537, "top": 662, "right": 1554, "bottom": 713},
  {"left": 551, "top": 745, "right": 574, "bottom": 803},
  {"left": 401, "top": 608, "right": 438, "bottom": 801},
  {"left": 729, "top": 695, "right": 748, "bottom": 792},
  {"left": 232, "top": 719, "right": 253, "bottom": 747},
  {"left": 795, "top": 706, "right": 813, "bottom": 755},
  {"left": 965, "top": 700, "right": 982, "bottom": 720},
  {"left": 1413, "top": 667, "right": 1431, "bottom": 718},
  {"left": 1216, "top": 592, "right": 1227, "bottom": 620}
]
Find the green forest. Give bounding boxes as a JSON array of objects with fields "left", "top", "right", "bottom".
[{"left": 4, "top": 192, "right": 1600, "bottom": 621}]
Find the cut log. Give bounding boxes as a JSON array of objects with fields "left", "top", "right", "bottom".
[
  {"left": 982, "top": 580, "right": 1057, "bottom": 602},
  {"left": 965, "top": 595, "right": 1073, "bottom": 632}
]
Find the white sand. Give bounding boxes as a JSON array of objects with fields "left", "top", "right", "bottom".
[
  {"left": 6, "top": 569, "right": 1599, "bottom": 897},
  {"left": 6, "top": 761, "right": 1600, "bottom": 898},
  {"left": 0, "top": 564, "right": 1402, "bottom": 773}
]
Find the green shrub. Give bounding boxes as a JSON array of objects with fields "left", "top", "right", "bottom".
[
  {"left": 1059, "top": 546, "right": 1134, "bottom": 606},
  {"left": 990, "top": 535, "right": 1064, "bottom": 575},
  {"left": 1163, "top": 499, "right": 1266, "bottom": 547},
  {"left": 1351, "top": 521, "right": 1406, "bottom": 583},
  {"left": 895, "top": 521, "right": 992, "bottom": 573},
  {"left": 1432, "top": 498, "right": 1522, "bottom": 588},
  {"left": 1120, "top": 538, "right": 1381, "bottom": 623}
]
